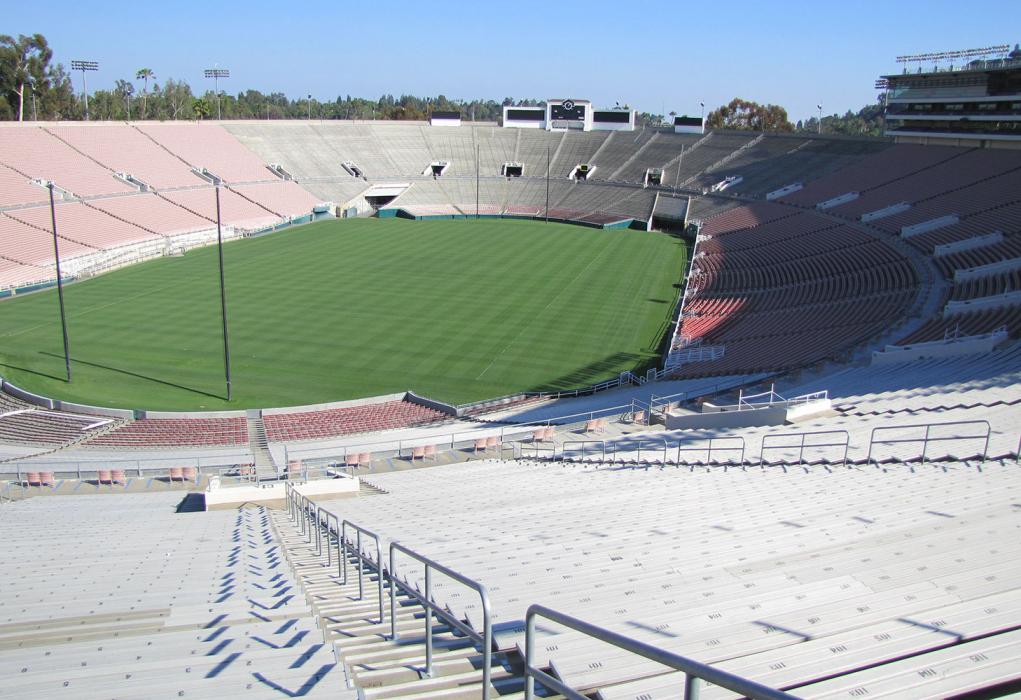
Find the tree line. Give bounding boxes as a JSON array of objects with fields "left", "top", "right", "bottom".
[
  {"left": 705, "top": 97, "right": 885, "bottom": 137},
  {"left": 2, "top": 33, "right": 883, "bottom": 135}
]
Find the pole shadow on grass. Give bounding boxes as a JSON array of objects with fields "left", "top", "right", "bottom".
[
  {"left": 0, "top": 363, "right": 68, "bottom": 383},
  {"left": 39, "top": 351, "right": 226, "bottom": 402}
]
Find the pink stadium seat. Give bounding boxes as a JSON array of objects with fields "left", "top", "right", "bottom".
[
  {"left": 585, "top": 420, "right": 598, "bottom": 434},
  {"left": 358, "top": 452, "right": 371, "bottom": 468},
  {"left": 423, "top": 444, "right": 437, "bottom": 460},
  {"left": 474, "top": 438, "right": 488, "bottom": 453},
  {"left": 168, "top": 467, "right": 183, "bottom": 482},
  {"left": 98, "top": 469, "right": 113, "bottom": 485},
  {"left": 25, "top": 472, "right": 41, "bottom": 487},
  {"left": 39, "top": 472, "right": 55, "bottom": 488},
  {"left": 411, "top": 445, "right": 425, "bottom": 460},
  {"left": 533, "top": 428, "right": 546, "bottom": 442},
  {"left": 486, "top": 436, "right": 500, "bottom": 450},
  {"left": 182, "top": 467, "right": 197, "bottom": 482},
  {"left": 111, "top": 469, "right": 126, "bottom": 485},
  {"left": 633, "top": 410, "right": 646, "bottom": 424},
  {"left": 544, "top": 426, "right": 555, "bottom": 441},
  {"left": 345, "top": 453, "right": 359, "bottom": 469}
]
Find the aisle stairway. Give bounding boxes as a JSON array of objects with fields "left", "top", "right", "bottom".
[{"left": 269, "top": 505, "right": 544, "bottom": 699}]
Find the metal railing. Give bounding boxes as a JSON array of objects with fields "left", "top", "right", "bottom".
[
  {"left": 342, "top": 520, "right": 385, "bottom": 624},
  {"left": 760, "top": 429, "right": 849, "bottom": 467},
  {"left": 866, "top": 420, "right": 991, "bottom": 466},
  {"left": 524, "top": 605, "right": 795, "bottom": 700},
  {"left": 560, "top": 440, "right": 615, "bottom": 464},
  {"left": 676, "top": 435, "right": 746, "bottom": 465},
  {"left": 388, "top": 542, "right": 493, "bottom": 698}
]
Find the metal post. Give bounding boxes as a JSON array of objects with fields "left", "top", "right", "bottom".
[
  {"left": 389, "top": 547, "right": 398, "bottom": 640},
  {"left": 476, "top": 144, "right": 480, "bottom": 220},
  {"left": 47, "top": 183, "right": 72, "bottom": 382},
  {"left": 83, "top": 71, "right": 90, "bottom": 120},
  {"left": 424, "top": 566, "right": 433, "bottom": 676},
  {"left": 525, "top": 612, "right": 536, "bottom": 699},
  {"left": 544, "top": 145, "right": 550, "bottom": 223},
  {"left": 214, "top": 184, "right": 233, "bottom": 401},
  {"left": 685, "top": 674, "right": 702, "bottom": 699},
  {"left": 357, "top": 530, "right": 364, "bottom": 600}
]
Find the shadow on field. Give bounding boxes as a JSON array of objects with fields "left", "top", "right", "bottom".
[
  {"left": 40, "top": 351, "right": 225, "bottom": 401},
  {"left": 528, "top": 351, "right": 644, "bottom": 393},
  {"left": 0, "top": 363, "right": 68, "bottom": 382}
]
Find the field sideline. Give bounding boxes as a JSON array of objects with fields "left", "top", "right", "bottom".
[{"left": 0, "top": 218, "right": 687, "bottom": 410}]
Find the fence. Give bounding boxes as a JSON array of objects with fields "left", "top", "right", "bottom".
[
  {"left": 524, "top": 605, "right": 795, "bottom": 700},
  {"left": 389, "top": 542, "right": 494, "bottom": 699},
  {"left": 549, "top": 419, "right": 1000, "bottom": 468}
]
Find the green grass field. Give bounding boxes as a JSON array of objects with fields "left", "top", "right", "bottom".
[{"left": 0, "top": 218, "right": 686, "bottom": 410}]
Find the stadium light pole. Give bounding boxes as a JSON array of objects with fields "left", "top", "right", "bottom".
[
  {"left": 35, "top": 180, "right": 72, "bottom": 382},
  {"left": 204, "top": 67, "right": 230, "bottom": 120},
  {"left": 209, "top": 174, "right": 233, "bottom": 401},
  {"left": 307, "top": 94, "right": 312, "bottom": 120},
  {"left": 71, "top": 60, "right": 98, "bottom": 121},
  {"left": 817, "top": 104, "right": 823, "bottom": 134},
  {"left": 544, "top": 145, "right": 550, "bottom": 224}
]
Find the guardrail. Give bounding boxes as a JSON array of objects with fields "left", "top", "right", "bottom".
[
  {"left": 342, "top": 520, "right": 385, "bottom": 624},
  {"left": 388, "top": 542, "right": 493, "bottom": 698},
  {"left": 523, "top": 604, "right": 795, "bottom": 700},
  {"left": 676, "top": 436, "right": 746, "bottom": 465},
  {"left": 866, "top": 420, "right": 991, "bottom": 466},
  {"left": 760, "top": 430, "right": 849, "bottom": 467}
]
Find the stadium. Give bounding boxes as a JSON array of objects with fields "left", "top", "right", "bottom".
[{"left": 2, "top": 22, "right": 1021, "bottom": 700}]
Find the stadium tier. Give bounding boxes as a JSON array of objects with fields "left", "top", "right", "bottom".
[
  {"left": 3, "top": 118, "right": 1021, "bottom": 699},
  {"left": 263, "top": 399, "right": 450, "bottom": 443}
]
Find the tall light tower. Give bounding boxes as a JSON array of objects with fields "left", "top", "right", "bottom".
[
  {"left": 817, "top": 104, "right": 823, "bottom": 134},
  {"left": 307, "top": 93, "right": 312, "bottom": 120},
  {"left": 33, "top": 179, "right": 73, "bottom": 381},
  {"left": 206, "top": 172, "right": 233, "bottom": 401},
  {"left": 71, "top": 60, "right": 98, "bottom": 120},
  {"left": 204, "top": 67, "right": 230, "bottom": 120}
]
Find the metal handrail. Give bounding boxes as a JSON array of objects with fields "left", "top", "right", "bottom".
[
  {"left": 560, "top": 440, "right": 615, "bottom": 464},
  {"left": 388, "top": 542, "right": 493, "bottom": 698},
  {"left": 320, "top": 510, "right": 340, "bottom": 568},
  {"left": 759, "top": 429, "right": 850, "bottom": 467},
  {"left": 342, "top": 520, "right": 385, "bottom": 624},
  {"left": 866, "top": 420, "right": 991, "bottom": 466},
  {"left": 635, "top": 438, "right": 669, "bottom": 465},
  {"left": 676, "top": 435, "right": 746, "bottom": 465},
  {"left": 524, "top": 604, "right": 795, "bottom": 700}
]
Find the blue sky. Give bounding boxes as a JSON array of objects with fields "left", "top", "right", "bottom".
[{"left": 7, "top": 0, "right": 1018, "bottom": 122}]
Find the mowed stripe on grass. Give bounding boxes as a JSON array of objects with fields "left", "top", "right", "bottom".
[{"left": 0, "top": 218, "right": 686, "bottom": 410}]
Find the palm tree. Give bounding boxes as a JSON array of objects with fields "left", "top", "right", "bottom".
[
  {"left": 135, "top": 68, "right": 155, "bottom": 119},
  {"left": 192, "top": 98, "right": 210, "bottom": 121},
  {"left": 0, "top": 34, "right": 51, "bottom": 122}
]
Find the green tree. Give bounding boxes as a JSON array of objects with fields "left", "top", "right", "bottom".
[
  {"left": 192, "top": 98, "right": 210, "bottom": 120},
  {"left": 706, "top": 98, "right": 793, "bottom": 132},
  {"left": 114, "top": 79, "right": 135, "bottom": 119},
  {"left": 0, "top": 33, "right": 51, "bottom": 121},
  {"left": 135, "top": 68, "right": 155, "bottom": 118}
]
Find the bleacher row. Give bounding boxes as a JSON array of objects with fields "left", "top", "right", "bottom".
[
  {"left": 669, "top": 142, "right": 1021, "bottom": 377},
  {"left": 0, "top": 124, "right": 323, "bottom": 289},
  {"left": 0, "top": 495, "right": 345, "bottom": 699},
  {"left": 226, "top": 122, "right": 892, "bottom": 196},
  {"left": 312, "top": 454, "right": 1021, "bottom": 699},
  {"left": 0, "top": 392, "right": 455, "bottom": 454},
  {"left": 263, "top": 400, "right": 450, "bottom": 443}
]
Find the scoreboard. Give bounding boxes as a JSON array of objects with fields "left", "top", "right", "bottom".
[
  {"left": 549, "top": 99, "right": 586, "bottom": 122},
  {"left": 502, "top": 99, "right": 634, "bottom": 132}
]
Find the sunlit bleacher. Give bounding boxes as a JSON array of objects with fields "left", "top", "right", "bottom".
[{"left": 0, "top": 494, "right": 343, "bottom": 698}]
